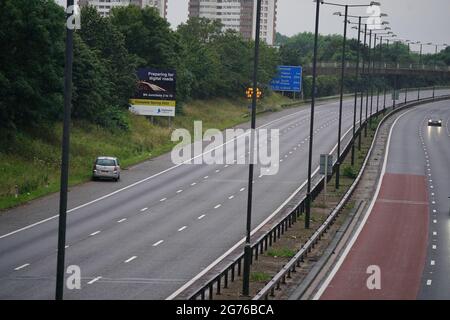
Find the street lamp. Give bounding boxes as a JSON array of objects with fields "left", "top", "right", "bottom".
[
  {"left": 306, "top": 0, "right": 380, "bottom": 225},
  {"left": 327, "top": 1, "right": 381, "bottom": 190},
  {"left": 350, "top": 17, "right": 362, "bottom": 166},
  {"left": 242, "top": 0, "right": 262, "bottom": 297},
  {"left": 56, "top": 0, "right": 75, "bottom": 300}
]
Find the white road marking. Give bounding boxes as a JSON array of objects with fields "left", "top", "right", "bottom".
[
  {"left": 178, "top": 226, "right": 187, "bottom": 232},
  {"left": 160, "top": 198, "right": 167, "bottom": 202},
  {"left": 214, "top": 204, "right": 222, "bottom": 209},
  {"left": 240, "top": 187, "right": 245, "bottom": 192},
  {"left": 215, "top": 170, "right": 220, "bottom": 173},
  {"left": 433, "top": 231, "right": 437, "bottom": 236},
  {"left": 204, "top": 176, "right": 209, "bottom": 179},
  {"left": 224, "top": 165, "right": 229, "bottom": 168},
  {"left": 177, "top": 190, "right": 183, "bottom": 194},
  {"left": 313, "top": 107, "right": 417, "bottom": 300},
  {"left": 14, "top": 263, "right": 30, "bottom": 271},
  {"left": 427, "top": 280, "right": 432, "bottom": 286},
  {"left": 140, "top": 207, "right": 148, "bottom": 212},
  {"left": 198, "top": 215, "right": 206, "bottom": 220},
  {"left": 124, "top": 256, "right": 137, "bottom": 263},
  {"left": 153, "top": 240, "right": 164, "bottom": 247},
  {"left": 117, "top": 218, "right": 127, "bottom": 223},
  {"left": 433, "top": 220, "right": 437, "bottom": 224},
  {"left": 228, "top": 195, "right": 234, "bottom": 200},
  {"left": 90, "top": 231, "right": 101, "bottom": 236},
  {"left": 191, "top": 182, "right": 197, "bottom": 186},
  {"left": 431, "top": 260, "right": 435, "bottom": 266},
  {"left": 432, "top": 245, "right": 437, "bottom": 250},
  {"left": 5, "top": 105, "right": 318, "bottom": 240},
  {"left": 65, "top": 245, "right": 69, "bottom": 249},
  {"left": 88, "top": 276, "right": 102, "bottom": 284}
]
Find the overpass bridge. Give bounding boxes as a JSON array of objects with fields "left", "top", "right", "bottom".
[{"left": 303, "top": 62, "right": 450, "bottom": 77}]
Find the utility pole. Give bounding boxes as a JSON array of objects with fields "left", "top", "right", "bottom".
[
  {"left": 242, "top": 0, "right": 262, "bottom": 297},
  {"left": 306, "top": 0, "right": 321, "bottom": 230},
  {"left": 335, "top": 4, "right": 348, "bottom": 190},
  {"left": 56, "top": 0, "right": 75, "bottom": 300},
  {"left": 351, "top": 16, "right": 361, "bottom": 166},
  {"left": 359, "top": 23, "right": 367, "bottom": 150}
]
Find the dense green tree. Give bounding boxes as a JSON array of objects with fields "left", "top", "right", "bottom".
[
  {"left": 0, "top": 0, "right": 65, "bottom": 138},
  {"left": 78, "top": 6, "right": 138, "bottom": 109}
]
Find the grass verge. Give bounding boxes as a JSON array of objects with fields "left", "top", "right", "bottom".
[{"left": 0, "top": 94, "right": 293, "bottom": 211}]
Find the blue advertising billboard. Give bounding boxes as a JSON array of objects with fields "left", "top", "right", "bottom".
[{"left": 270, "top": 66, "right": 302, "bottom": 92}]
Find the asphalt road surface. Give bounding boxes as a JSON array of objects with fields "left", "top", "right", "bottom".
[
  {"left": 0, "top": 89, "right": 448, "bottom": 299},
  {"left": 316, "top": 98, "right": 450, "bottom": 300}
]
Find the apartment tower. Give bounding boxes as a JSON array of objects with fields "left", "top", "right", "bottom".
[
  {"left": 188, "top": 0, "right": 277, "bottom": 46},
  {"left": 78, "top": 0, "right": 168, "bottom": 18}
]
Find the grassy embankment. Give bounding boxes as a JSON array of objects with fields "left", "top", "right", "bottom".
[{"left": 0, "top": 94, "right": 293, "bottom": 210}]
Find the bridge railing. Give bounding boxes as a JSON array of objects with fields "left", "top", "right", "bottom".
[{"left": 307, "top": 62, "right": 450, "bottom": 72}]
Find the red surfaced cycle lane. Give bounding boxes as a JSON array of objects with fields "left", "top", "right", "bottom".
[{"left": 320, "top": 173, "right": 429, "bottom": 300}]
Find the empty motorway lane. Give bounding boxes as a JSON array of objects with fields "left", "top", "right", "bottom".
[
  {"left": 0, "top": 89, "right": 448, "bottom": 299},
  {"left": 316, "top": 98, "right": 450, "bottom": 300}
]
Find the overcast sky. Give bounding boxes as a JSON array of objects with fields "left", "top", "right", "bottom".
[{"left": 167, "top": 0, "right": 450, "bottom": 53}]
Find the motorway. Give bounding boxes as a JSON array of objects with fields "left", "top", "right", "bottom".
[
  {"left": 0, "top": 88, "right": 447, "bottom": 299},
  {"left": 316, "top": 99, "right": 450, "bottom": 300}
]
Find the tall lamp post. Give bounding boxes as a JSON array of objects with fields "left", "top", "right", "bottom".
[
  {"left": 56, "top": 0, "right": 75, "bottom": 300},
  {"left": 350, "top": 18, "right": 362, "bottom": 166},
  {"left": 305, "top": 0, "right": 321, "bottom": 230},
  {"left": 329, "top": 1, "right": 381, "bottom": 189},
  {"left": 242, "top": 0, "right": 262, "bottom": 297},
  {"left": 417, "top": 41, "right": 423, "bottom": 100},
  {"left": 426, "top": 42, "right": 448, "bottom": 99},
  {"left": 346, "top": 11, "right": 387, "bottom": 163}
]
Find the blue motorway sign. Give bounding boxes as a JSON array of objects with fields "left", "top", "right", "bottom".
[{"left": 270, "top": 66, "right": 302, "bottom": 92}]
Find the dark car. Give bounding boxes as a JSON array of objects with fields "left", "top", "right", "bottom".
[{"left": 428, "top": 119, "right": 442, "bottom": 127}]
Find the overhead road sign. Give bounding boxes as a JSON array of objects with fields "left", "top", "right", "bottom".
[{"left": 270, "top": 66, "right": 302, "bottom": 92}]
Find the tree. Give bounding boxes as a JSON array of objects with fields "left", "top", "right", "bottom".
[
  {"left": 79, "top": 6, "right": 138, "bottom": 109},
  {"left": 0, "top": 0, "right": 65, "bottom": 138}
]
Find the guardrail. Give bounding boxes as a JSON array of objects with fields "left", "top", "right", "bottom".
[
  {"left": 253, "top": 92, "right": 450, "bottom": 300},
  {"left": 184, "top": 88, "right": 450, "bottom": 301}
]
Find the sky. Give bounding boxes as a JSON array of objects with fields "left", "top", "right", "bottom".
[
  {"left": 166, "top": 0, "right": 450, "bottom": 54},
  {"left": 57, "top": 0, "right": 450, "bottom": 53}
]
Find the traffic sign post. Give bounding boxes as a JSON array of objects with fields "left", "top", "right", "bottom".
[{"left": 270, "top": 66, "right": 302, "bottom": 93}]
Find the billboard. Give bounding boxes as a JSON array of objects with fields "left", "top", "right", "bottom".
[
  {"left": 129, "top": 68, "right": 176, "bottom": 117},
  {"left": 270, "top": 66, "right": 302, "bottom": 92}
]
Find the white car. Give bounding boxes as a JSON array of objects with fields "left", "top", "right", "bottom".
[{"left": 92, "top": 156, "right": 121, "bottom": 181}]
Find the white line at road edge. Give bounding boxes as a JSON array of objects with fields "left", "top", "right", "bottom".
[
  {"left": 166, "top": 122, "right": 356, "bottom": 300},
  {"left": 312, "top": 107, "right": 416, "bottom": 300},
  {"left": 88, "top": 276, "right": 102, "bottom": 284},
  {"left": 14, "top": 263, "right": 30, "bottom": 271},
  {"left": 0, "top": 106, "right": 318, "bottom": 240}
]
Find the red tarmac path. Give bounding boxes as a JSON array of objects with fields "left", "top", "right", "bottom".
[{"left": 321, "top": 173, "right": 429, "bottom": 300}]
